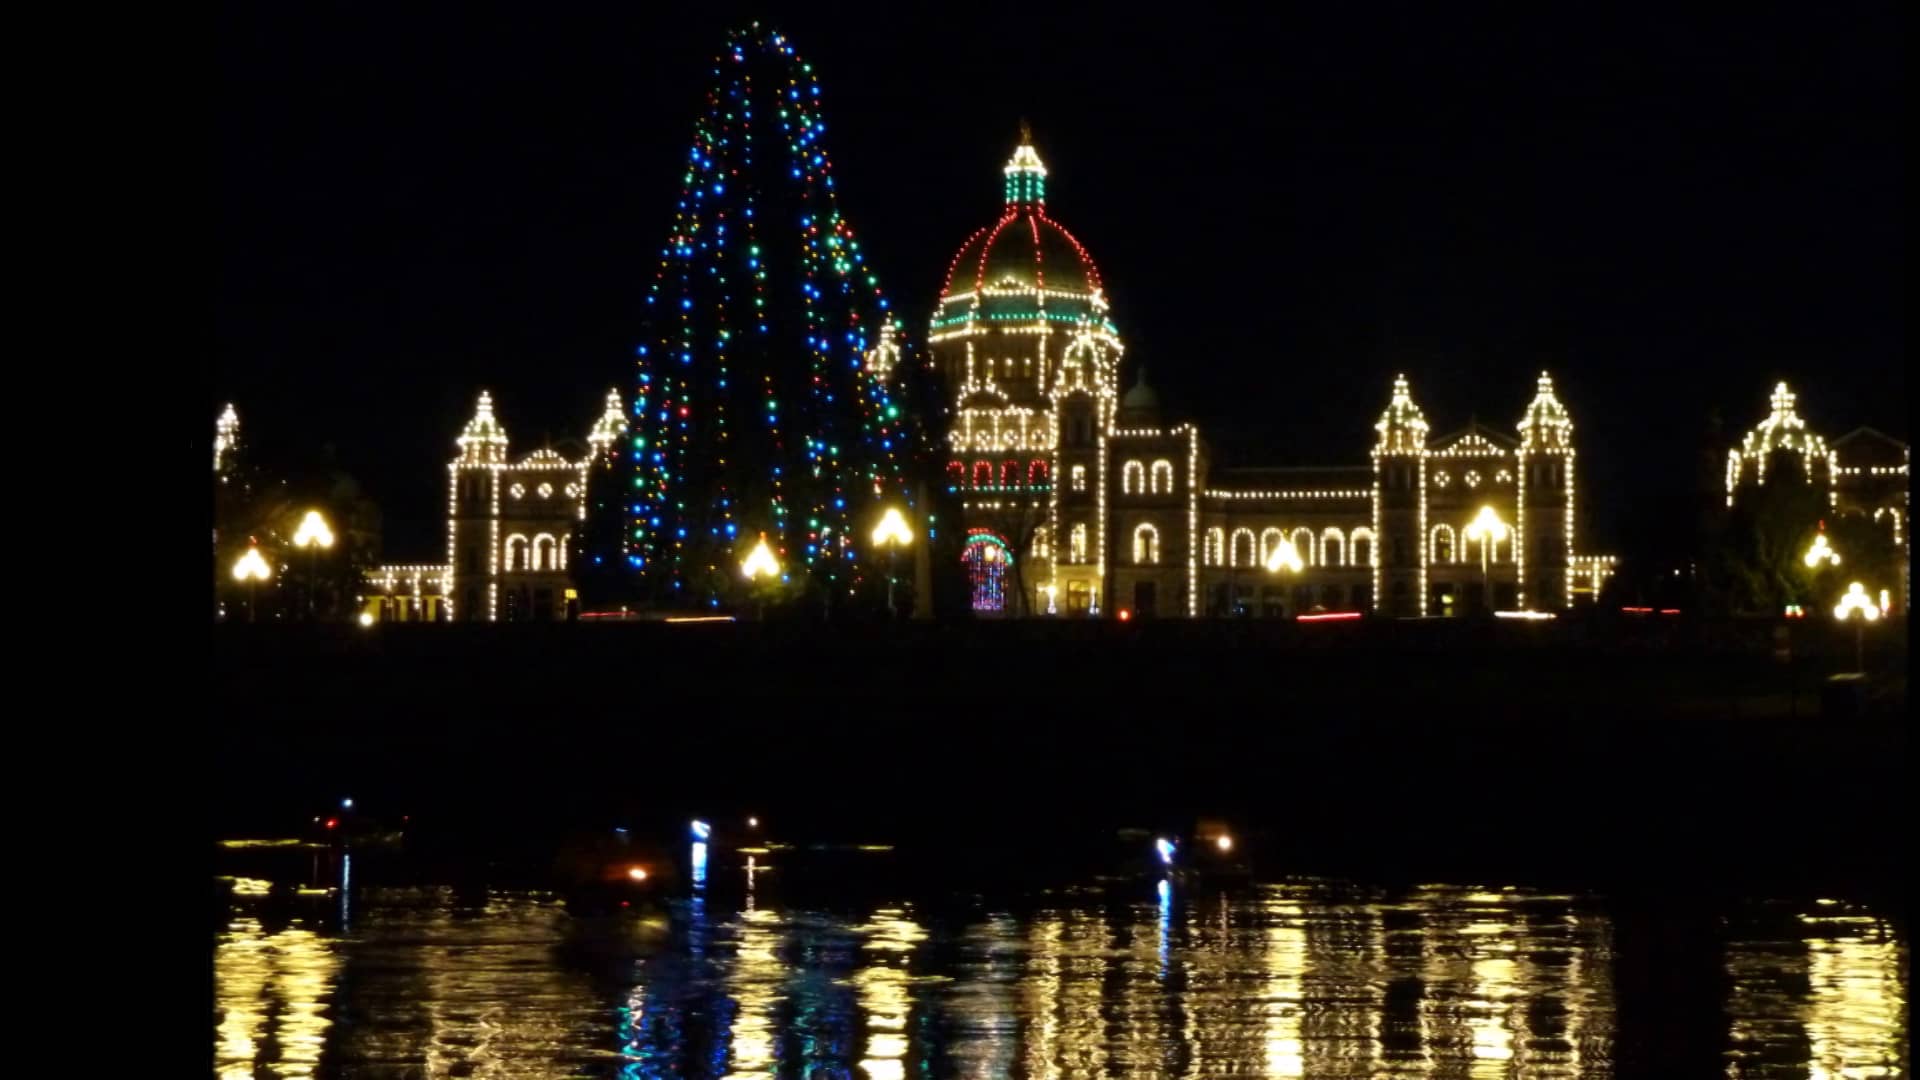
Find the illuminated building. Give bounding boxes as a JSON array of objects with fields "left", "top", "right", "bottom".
[
  {"left": 1726, "top": 381, "right": 1909, "bottom": 612},
  {"left": 362, "top": 388, "right": 626, "bottom": 622},
  {"left": 931, "top": 134, "right": 1616, "bottom": 617}
]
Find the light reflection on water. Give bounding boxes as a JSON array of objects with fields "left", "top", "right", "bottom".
[{"left": 212, "top": 878, "right": 1907, "bottom": 1078}]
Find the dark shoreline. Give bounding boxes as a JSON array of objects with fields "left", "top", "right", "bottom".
[{"left": 212, "top": 617, "right": 1906, "bottom": 898}]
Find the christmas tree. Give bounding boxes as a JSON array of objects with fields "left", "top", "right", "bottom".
[{"left": 629, "top": 23, "right": 918, "bottom": 612}]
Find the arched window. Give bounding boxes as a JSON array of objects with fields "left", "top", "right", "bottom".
[
  {"left": 504, "top": 534, "right": 529, "bottom": 572},
  {"left": 1351, "top": 528, "right": 1376, "bottom": 567},
  {"left": 946, "top": 462, "right": 965, "bottom": 488},
  {"left": 1028, "top": 459, "right": 1050, "bottom": 486},
  {"left": 1259, "top": 528, "right": 1286, "bottom": 566},
  {"left": 1290, "top": 527, "right": 1316, "bottom": 567},
  {"left": 973, "top": 461, "right": 993, "bottom": 489},
  {"left": 1321, "top": 528, "right": 1346, "bottom": 567},
  {"left": 1132, "top": 523, "right": 1160, "bottom": 565},
  {"left": 559, "top": 533, "right": 571, "bottom": 570},
  {"left": 532, "top": 533, "right": 558, "bottom": 572},
  {"left": 1230, "top": 528, "right": 1256, "bottom": 568},
  {"left": 1150, "top": 459, "right": 1175, "bottom": 494},
  {"left": 1069, "top": 523, "right": 1088, "bottom": 563},
  {"left": 961, "top": 531, "right": 1013, "bottom": 613},
  {"left": 1204, "top": 528, "right": 1225, "bottom": 567},
  {"left": 1001, "top": 459, "right": 1020, "bottom": 487},
  {"left": 1123, "top": 460, "right": 1145, "bottom": 494},
  {"left": 1430, "top": 524, "right": 1456, "bottom": 565},
  {"left": 1070, "top": 465, "right": 1087, "bottom": 492}
]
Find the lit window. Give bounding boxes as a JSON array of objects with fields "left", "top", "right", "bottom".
[
  {"left": 1204, "top": 528, "right": 1225, "bottom": 567},
  {"left": 1132, "top": 523, "right": 1160, "bottom": 565},
  {"left": 510, "top": 483, "right": 526, "bottom": 499},
  {"left": 1070, "top": 465, "right": 1087, "bottom": 492},
  {"left": 538, "top": 482, "right": 554, "bottom": 499},
  {"left": 1123, "top": 460, "right": 1145, "bottom": 494},
  {"left": 1070, "top": 523, "right": 1088, "bottom": 563}
]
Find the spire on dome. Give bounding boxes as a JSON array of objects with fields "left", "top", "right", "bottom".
[
  {"left": 1003, "top": 125, "right": 1047, "bottom": 209},
  {"left": 588, "top": 388, "right": 627, "bottom": 454},
  {"left": 214, "top": 403, "right": 240, "bottom": 475},
  {"left": 1374, "top": 374, "right": 1429, "bottom": 455},
  {"left": 456, "top": 390, "right": 509, "bottom": 465},
  {"left": 1519, "top": 370, "right": 1573, "bottom": 450}
]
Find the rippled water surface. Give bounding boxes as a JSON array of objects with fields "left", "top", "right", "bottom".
[{"left": 214, "top": 871, "right": 1906, "bottom": 1078}]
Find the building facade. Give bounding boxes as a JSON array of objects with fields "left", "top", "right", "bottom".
[
  {"left": 364, "top": 388, "right": 626, "bottom": 622},
  {"left": 1726, "top": 380, "right": 1909, "bottom": 611},
  {"left": 932, "top": 136, "right": 1616, "bottom": 618}
]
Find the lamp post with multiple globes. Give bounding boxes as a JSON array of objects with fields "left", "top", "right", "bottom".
[
  {"left": 292, "top": 509, "right": 335, "bottom": 620},
  {"left": 1463, "top": 506, "right": 1509, "bottom": 614},
  {"left": 231, "top": 544, "right": 273, "bottom": 623},
  {"left": 871, "top": 506, "right": 914, "bottom": 619},
  {"left": 740, "top": 534, "right": 780, "bottom": 621}
]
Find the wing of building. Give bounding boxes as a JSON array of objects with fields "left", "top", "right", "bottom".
[
  {"left": 362, "top": 388, "right": 627, "bottom": 622},
  {"left": 932, "top": 134, "right": 1617, "bottom": 617}
]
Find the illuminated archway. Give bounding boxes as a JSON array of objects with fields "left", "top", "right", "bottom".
[{"left": 960, "top": 529, "right": 1015, "bottom": 613}]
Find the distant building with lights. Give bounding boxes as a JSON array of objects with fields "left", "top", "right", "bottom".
[
  {"left": 363, "top": 389, "right": 627, "bottom": 623},
  {"left": 930, "top": 134, "right": 1617, "bottom": 617},
  {"left": 1725, "top": 380, "right": 1909, "bottom": 610}
]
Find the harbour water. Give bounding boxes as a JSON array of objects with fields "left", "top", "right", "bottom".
[{"left": 214, "top": 861, "right": 1906, "bottom": 1078}]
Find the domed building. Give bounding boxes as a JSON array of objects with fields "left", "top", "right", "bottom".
[{"left": 933, "top": 133, "right": 1618, "bottom": 618}]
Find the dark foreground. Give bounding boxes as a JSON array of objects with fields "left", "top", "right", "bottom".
[{"left": 212, "top": 617, "right": 1906, "bottom": 896}]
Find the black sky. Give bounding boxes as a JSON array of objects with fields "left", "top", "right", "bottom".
[{"left": 218, "top": 5, "right": 1903, "bottom": 560}]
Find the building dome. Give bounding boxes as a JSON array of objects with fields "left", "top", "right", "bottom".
[
  {"left": 932, "top": 131, "right": 1114, "bottom": 336},
  {"left": 1118, "top": 365, "right": 1161, "bottom": 425}
]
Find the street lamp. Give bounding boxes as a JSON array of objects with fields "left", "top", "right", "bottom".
[
  {"left": 1803, "top": 531, "right": 1840, "bottom": 569},
  {"left": 1463, "top": 506, "right": 1509, "bottom": 613},
  {"left": 871, "top": 506, "right": 914, "bottom": 618},
  {"left": 231, "top": 545, "right": 273, "bottom": 623},
  {"left": 293, "top": 509, "right": 335, "bottom": 619},
  {"left": 741, "top": 534, "right": 780, "bottom": 620},
  {"left": 1834, "top": 581, "right": 1881, "bottom": 674},
  {"left": 1263, "top": 538, "right": 1301, "bottom": 618}
]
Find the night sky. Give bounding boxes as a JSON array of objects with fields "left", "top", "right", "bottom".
[{"left": 219, "top": 6, "right": 1903, "bottom": 562}]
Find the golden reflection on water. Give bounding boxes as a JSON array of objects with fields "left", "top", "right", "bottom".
[
  {"left": 720, "top": 906, "right": 783, "bottom": 1079},
  {"left": 1726, "top": 899, "right": 1909, "bottom": 1079},
  {"left": 851, "top": 907, "right": 926, "bottom": 1080},
  {"left": 212, "top": 873, "right": 1904, "bottom": 1077},
  {"left": 213, "top": 916, "right": 340, "bottom": 1079}
]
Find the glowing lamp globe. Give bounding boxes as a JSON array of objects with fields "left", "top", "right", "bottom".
[
  {"left": 1265, "top": 540, "right": 1303, "bottom": 574},
  {"left": 232, "top": 546, "right": 273, "bottom": 583},
  {"left": 294, "top": 510, "right": 336, "bottom": 550},
  {"left": 1834, "top": 582, "right": 1881, "bottom": 622},
  {"left": 871, "top": 506, "right": 913, "bottom": 549},
  {"left": 740, "top": 536, "right": 780, "bottom": 582}
]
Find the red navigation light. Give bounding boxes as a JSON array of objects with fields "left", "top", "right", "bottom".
[
  {"left": 1659, "top": 608, "right": 1681, "bottom": 616},
  {"left": 325, "top": 818, "right": 338, "bottom": 829},
  {"left": 1117, "top": 609, "right": 1132, "bottom": 622}
]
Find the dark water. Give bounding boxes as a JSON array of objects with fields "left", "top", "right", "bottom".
[{"left": 214, "top": 858, "right": 1907, "bottom": 1078}]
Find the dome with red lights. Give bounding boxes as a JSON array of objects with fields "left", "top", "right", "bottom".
[{"left": 930, "top": 132, "right": 1115, "bottom": 339}]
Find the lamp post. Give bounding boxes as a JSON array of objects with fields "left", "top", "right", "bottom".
[
  {"left": 1264, "top": 537, "right": 1301, "bottom": 617},
  {"left": 231, "top": 545, "right": 273, "bottom": 623},
  {"left": 1463, "top": 506, "right": 1509, "bottom": 614},
  {"left": 293, "top": 510, "right": 335, "bottom": 620},
  {"left": 1833, "top": 582, "right": 1881, "bottom": 674},
  {"left": 1803, "top": 530, "right": 1840, "bottom": 570},
  {"left": 740, "top": 534, "right": 780, "bottom": 621},
  {"left": 871, "top": 506, "right": 914, "bottom": 619}
]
